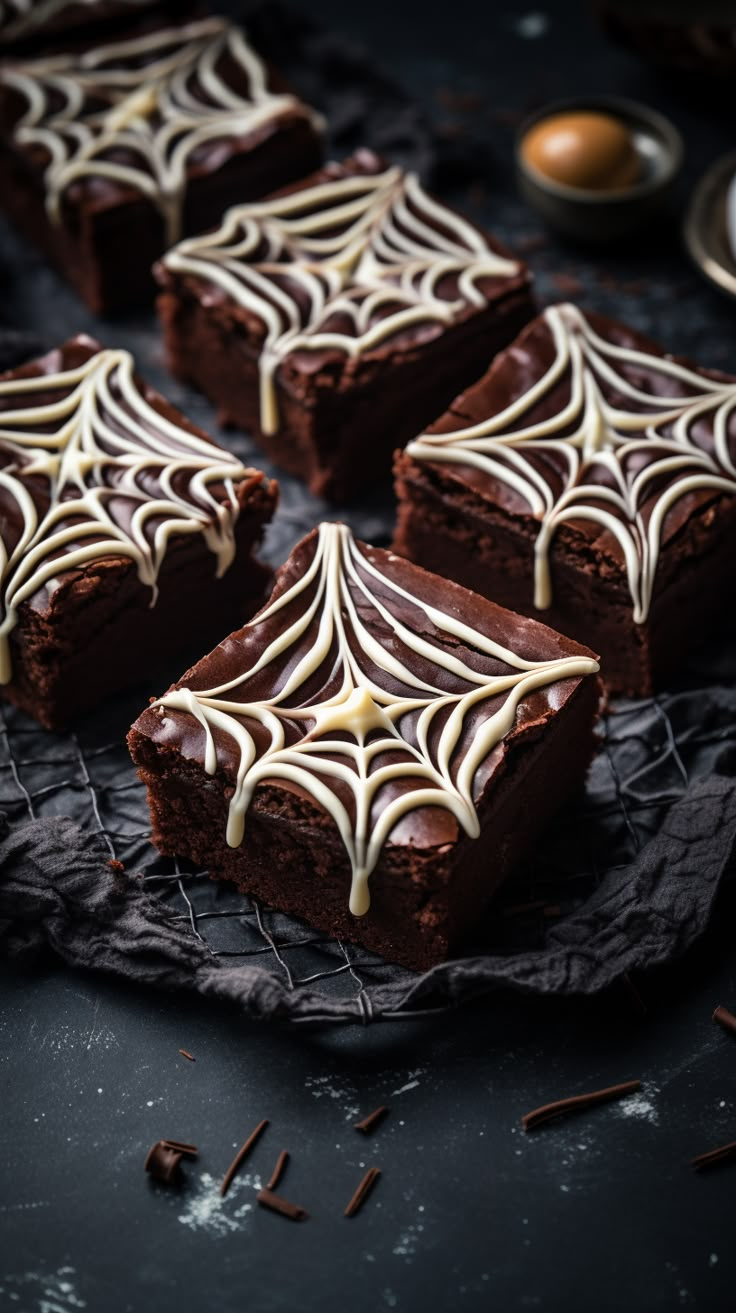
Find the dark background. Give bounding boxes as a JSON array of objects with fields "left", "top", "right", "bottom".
[{"left": 2, "top": 2, "right": 736, "bottom": 1311}]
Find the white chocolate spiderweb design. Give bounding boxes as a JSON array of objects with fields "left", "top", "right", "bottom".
[
  {"left": 0, "top": 0, "right": 150, "bottom": 42},
  {"left": 406, "top": 303, "right": 736, "bottom": 624},
  {"left": 162, "top": 165, "right": 521, "bottom": 434},
  {"left": 0, "top": 17, "right": 317, "bottom": 245},
  {"left": 0, "top": 343, "right": 254, "bottom": 684},
  {"left": 156, "top": 522, "right": 598, "bottom": 918}
]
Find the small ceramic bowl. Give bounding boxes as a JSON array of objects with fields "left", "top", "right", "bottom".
[
  {"left": 684, "top": 150, "right": 736, "bottom": 300},
  {"left": 515, "top": 95, "right": 684, "bottom": 242}
]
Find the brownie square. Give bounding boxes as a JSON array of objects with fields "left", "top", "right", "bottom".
[
  {"left": 128, "top": 523, "right": 600, "bottom": 971},
  {"left": 0, "top": 17, "right": 323, "bottom": 313},
  {"left": 155, "top": 149, "right": 534, "bottom": 503},
  {"left": 395, "top": 302, "right": 736, "bottom": 697},
  {"left": 0, "top": 334, "right": 277, "bottom": 730}
]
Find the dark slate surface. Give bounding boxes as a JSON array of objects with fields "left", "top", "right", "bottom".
[{"left": 1, "top": 1, "right": 736, "bottom": 1310}]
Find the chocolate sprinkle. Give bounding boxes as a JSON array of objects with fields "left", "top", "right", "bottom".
[
  {"left": 144, "top": 1139, "right": 198, "bottom": 1184},
  {"left": 178, "top": 1049, "right": 196, "bottom": 1062},
  {"left": 501, "top": 900, "right": 562, "bottom": 920},
  {"left": 220, "top": 1119, "right": 269, "bottom": 1197},
  {"left": 266, "top": 1150, "right": 289, "bottom": 1192},
  {"left": 354, "top": 1106, "right": 389, "bottom": 1135},
  {"left": 621, "top": 973, "right": 648, "bottom": 1016},
  {"left": 502, "top": 900, "right": 549, "bottom": 917},
  {"left": 713, "top": 1005, "right": 736, "bottom": 1037},
  {"left": 344, "top": 1167, "right": 382, "bottom": 1218},
  {"left": 160, "top": 1140, "right": 198, "bottom": 1155},
  {"left": 256, "top": 1188, "right": 308, "bottom": 1221},
  {"left": 522, "top": 1080, "right": 642, "bottom": 1131},
  {"left": 691, "top": 1140, "right": 736, "bottom": 1173}
]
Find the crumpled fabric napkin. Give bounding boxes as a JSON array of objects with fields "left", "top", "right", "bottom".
[{"left": 2, "top": 769, "right": 735, "bottom": 1024}]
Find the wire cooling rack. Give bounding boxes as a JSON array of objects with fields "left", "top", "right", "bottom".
[{"left": 1, "top": 631, "right": 735, "bottom": 1023}]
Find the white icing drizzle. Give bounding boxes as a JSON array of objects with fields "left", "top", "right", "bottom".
[
  {"left": 406, "top": 303, "right": 736, "bottom": 624},
  {"left": 0, "top": 342, "right": 256, "bottom": 684},
  {"left": 0, "top": 0, "right": 150, "bottom": 42},
  {"left": 0, "top": 18, "right": 318, "bottom": 245},
  {"left": 162, "top": 165, "right": 521, "bottom": 434},
  {"left": 155, "top": 522, "right": 598, "bottom": 917}
]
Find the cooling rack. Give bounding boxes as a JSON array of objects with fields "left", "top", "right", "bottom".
[{"left": 2, "top": 634, "right": 733, "bottom": 1023}]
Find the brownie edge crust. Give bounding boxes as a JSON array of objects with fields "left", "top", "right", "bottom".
[{"left": 129, "top": 524, "right": 600, "bottom": 971}]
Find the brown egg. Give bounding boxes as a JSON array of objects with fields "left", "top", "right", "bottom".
[{"left": 521, "top": 111, "right": 641, "bottom": 192}]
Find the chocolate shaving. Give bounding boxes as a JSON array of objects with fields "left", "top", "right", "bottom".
[
  {"left": 144, "top": 1139, "right": 198, "bottom": 1184},
  {"left": 344, "top": 1167, "right": 381, "bottom": 1218},
  {"left": 435, "top": 87, "right": 486, "bottom": 114},
  {"left": 354, "top": 1106, "right": 389, "bottom": 1135},
  {"left": 515, "top": 232, "right": 548, "bottom": 254},
  {"left": 713, "top": 1005, "right": 736, "bottom": 1037},
  {"left": 522, "top": 1080, "right": 641, "bottom": 1131},
  {"left": 691, "top": 1140, "right": 736, "bottom": 1173},
  {"left": 178, "top": 1049, "right": 196, "bottom": 1062},
  {"left": 621, "top": 972, "right": 648, "bottom": 1016},
  {"left": 160, "top": 1140, "right": 198, "bottom": 1155},
  {"left": 550, "top": 272, "right": 585, "bottom": 298},
  {"left": 502, "top": 900, "right": 562, "bottom": 920},
  {"left": 502, "top": 900, "right": 549, "bottom": 917},
  {"left": 266, "top": 1150, "right": 289, "bottom": 1191},
  {"left": 256, "top": 1188, "right": 308, "bottom": 1221},
  {"left": 220, "top": 1119, "right": 269, "bottom": 1197}
]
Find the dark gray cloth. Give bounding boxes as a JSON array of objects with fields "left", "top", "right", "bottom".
[{"left": 2, "top": 769, "right": 735, "bottom": 1024}]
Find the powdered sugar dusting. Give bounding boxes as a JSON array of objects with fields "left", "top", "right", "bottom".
[
  {"left": 613, "top": 1085, "right": 659, "bottom": 1125},
  {"left": 514, "top": 11, "right": 549, "bottom": 38},
  {"left": 177, "top": 1171, "right": 260, "bottom": 1236},
  {"left": 392, "top": 1218, "right": 425, "bottom": 1263},
  {"left": 0, "top": 1266, "right": 86, "bottom": 1309},
  {"left": 28, "top": 1023, "right": 119, "bottom": 1055},
  {"left": 304, "top": 1074, "right": 360, "bottom": 1120},
  {"left": 391, "top": 1068, "right": 428, "bottom": 1097}
]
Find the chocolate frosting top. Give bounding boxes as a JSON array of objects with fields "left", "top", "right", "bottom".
[
  {"left": 134, "top": 523, "right": 598, "bottom": 916},
  {"left": 406, "top": 303, "right": 736, "bottom": 622}
]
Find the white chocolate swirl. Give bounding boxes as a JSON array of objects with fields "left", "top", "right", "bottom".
[
  {"left": 0, "top": 18, "right": 319, "bottom": 245},
  {"left": 406, "top": 303, "right": 736, "bottom": 624},
  {"left": 155, "top": 522, "right": 598, "bottom": 917},
  {"left": 0, "top": 0, "right": 150, "bottom": 42},
  {"left": 0, "top": 340, "right": 258, "bottom": 684},
  {"left": 161, "top": 163, "right": 521, "bottom": 434}
]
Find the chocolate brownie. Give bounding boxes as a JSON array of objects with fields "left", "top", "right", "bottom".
[
  {"left": 394, "top": 302, "right": 736, "bottom": 697},
  {"left": 155, "top": 150, "right": 534, "bottom": 503},
  {"left": 0, "top": 17, "right": 323, "bottom": 313},
  {"left": 0, "top": 335, "right": 277, "bottom": 730},
  {"left": 128, "top": 522, "right": 600, "bottom": 972}
]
